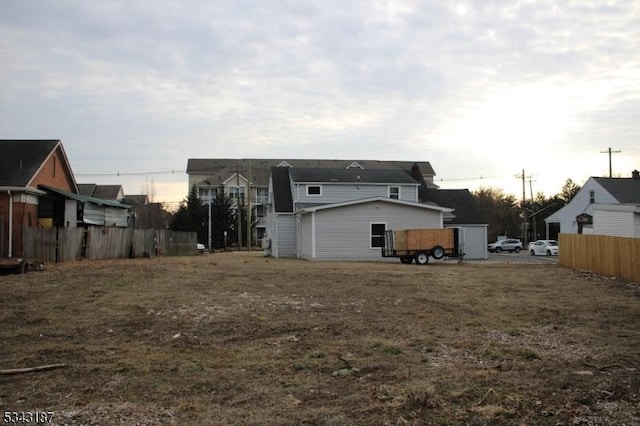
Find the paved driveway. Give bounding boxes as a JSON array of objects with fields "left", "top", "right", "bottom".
[{"left": 488, "top": 251, "right": 558, "bottom": 264}]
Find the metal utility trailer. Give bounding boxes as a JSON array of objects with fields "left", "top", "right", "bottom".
[
  {"left": 0, "top": 257, "right": 31, "bottom": 274},
  {"left": 382, "top": 228, "right": 462, "bottom": 265}
]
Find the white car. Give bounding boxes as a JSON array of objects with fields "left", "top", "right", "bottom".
[
  {"left": 488, "top": 238, "right": 523, "bottom": 253},
  {"left": 529, "top": 240, "right": 559, "bottom": 256}
]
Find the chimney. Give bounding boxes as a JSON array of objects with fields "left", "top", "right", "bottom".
[
  {"left": 410, "top": 163, "right": 421, "bottom": 181},
  {"left": 632, "top": 169, "right": 640, "bottom": 180}
]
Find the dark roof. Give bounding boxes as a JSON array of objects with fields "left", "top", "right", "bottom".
[
  {"left": 123, "top": 194, "right": 149, "bottom": 206},
  {"left": 422, "top": 188, "right": 485, "bottom": 224},
  {"left": 93, "top": 185, "right": 123, "bottom": 200},
  {"left": 593, "top": 177, "right": 640, "bottom": 203},
  {"left": 77, "top": 183, "right": 97, "bottom": 196},
  {"left": 0, "top": 140, "right": 61, "bottom": 187},
  {"left": 270, "top": 167, "right": 293, "bottom": 213},
  {"left": 289, "top": 168, "right": 418, "bottom": 184},
  {"left": 78, "top": 184, "right": 123, "bottom": 200},
  {"left": 187, "top": 159, "right": 436, "bottom": 186}
]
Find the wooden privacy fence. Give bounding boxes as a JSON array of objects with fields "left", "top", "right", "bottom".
[
  {"left": 559, "top": 233, "right": 640, "bottom": 283},
  {"left": 23, "top": 227, "right": 197, "bottom": 263}
]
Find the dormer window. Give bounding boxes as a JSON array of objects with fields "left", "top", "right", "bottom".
[{"left": 306, "top": 185, "right": 322, "bottom": 196}]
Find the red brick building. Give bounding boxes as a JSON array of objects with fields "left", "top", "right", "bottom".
[{"left": 0, "top": 140, "right": 78, "bottom": 257}]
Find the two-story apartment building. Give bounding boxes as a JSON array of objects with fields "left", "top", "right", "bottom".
[{"left": 265, "top": 167, "right": 455, "bottom": 260}]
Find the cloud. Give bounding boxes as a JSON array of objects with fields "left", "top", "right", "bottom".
[{"left": 1, "top": 0, "right": 639, "bottom": 202}]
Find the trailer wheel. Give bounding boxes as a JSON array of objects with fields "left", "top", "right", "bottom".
[
  {"left": 431, "top": 245, "right": 445, "bottom": 260},
  {"left": 17, "top": 260, "right": 29, "bottom": 274},
  {"left": 400, "top": 255, "right": 413, "bottom": 264},
  {"left": 415, "top": 251, "right": 429, "bottom": 265}
]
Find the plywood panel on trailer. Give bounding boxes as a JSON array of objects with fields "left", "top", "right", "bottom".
[{"left": 394, "top": 228, "right": 454, "bottom": 251}]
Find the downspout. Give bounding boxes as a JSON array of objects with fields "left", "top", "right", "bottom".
[{"left": 7, "top": 190, "right": 13, "bottom": 257}]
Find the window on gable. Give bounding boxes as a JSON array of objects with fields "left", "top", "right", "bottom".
[
  {"left": 389, "top": 186, "right": 400, "bottom": 200},
  {"left": 229, "top": 185, "right": 246, "bottom": 201},
  {"left": 370, "top": 223, "right": 386, "bottom": 248},
  {"left": 306, "top": 185, "right": 322, "bottom": 196},
  {"left": 589, "top": 190, "right": 595, "bottom": 204}
]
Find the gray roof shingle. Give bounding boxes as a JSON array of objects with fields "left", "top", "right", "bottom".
[
  {"left": 188, "top": 159, "right": 436, "bottom": 186},
  {"left": 0, "top": 140, "right": 61, "bottom": 187},
  {"left": 289, "top": 168, "right": 418, "bottom": 184},
  {"left": 594, "top": 177, "right": 640, "bottom": 203}
]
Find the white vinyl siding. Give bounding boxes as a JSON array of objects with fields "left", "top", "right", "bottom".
[
  {"left": 295, "top": 183, "right": 418, "bottom": 204},
  {"left": 275, "top": 215, "right": 296, "bottom": 257},
  {"left": 593, "top": 207, "right": 640, "bottom": 238},
  {"left": 301, "top": 202, "right": 442, "bottom": 260},
  {"left": 299, "top": 213, "right": 313, "bottom": 258}
]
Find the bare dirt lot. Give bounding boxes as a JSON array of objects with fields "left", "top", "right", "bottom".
[{"left": 2, "top": 252, "right": 639, "bottom": 425}]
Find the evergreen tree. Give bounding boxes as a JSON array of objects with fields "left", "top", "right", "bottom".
[
  {"left": 170, "top": 185, "right": 207, "bottom": 243},
  {"left": 558, "top": 178, "right": 581, "bottom": 204},
  {"left": 210, "top": 190, "right": 235, "bottom": 249}
]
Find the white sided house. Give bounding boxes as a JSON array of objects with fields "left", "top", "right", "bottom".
[
  {"left": 265, "top": 167, "right": 456, "bottom": 260},
  {"left": 545, "top": 170, "right": 640, "bottom": 236}
]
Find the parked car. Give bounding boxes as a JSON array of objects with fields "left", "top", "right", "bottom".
[
  {"left": 488, "top": 238, "right": 523, "bottom": 253},
  {"left": 529, "top": 240, "right": 559, "bottom": 256}
]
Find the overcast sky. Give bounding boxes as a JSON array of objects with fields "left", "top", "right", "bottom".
[{"left": 1, "top": 0, "right": 639, "bottom": 208}]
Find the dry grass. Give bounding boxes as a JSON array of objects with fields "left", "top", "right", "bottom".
[{"left": 1, "top": 252, "right": 639, "bottom": 425}]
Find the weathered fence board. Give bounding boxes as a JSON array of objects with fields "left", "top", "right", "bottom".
[
  {"left": 23, "top": 228, "right": 57, "bottom": 262},
  {"left": 132, "top": 229, "right": 157, "bottom": 258},
  {"left": 22, "top": 227, "right": 197, "bottom": 263},
  {"left": 58, "top": 228, "right": 84, "bottom": 262},
  {"left": 559, "top": 233, "right": 640, "bottom": 283},
  {"left": 86, "top": 227, "right": 133, "bottom": 260}
]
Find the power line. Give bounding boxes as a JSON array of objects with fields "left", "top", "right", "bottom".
[{"left": 75, "top": 169, "right": 184, "bottom": 176}]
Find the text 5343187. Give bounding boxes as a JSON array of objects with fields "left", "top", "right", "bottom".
[{"left": 3, "top": 412, "right": 54, "bottom": 424}]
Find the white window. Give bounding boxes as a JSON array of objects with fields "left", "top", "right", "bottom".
[
  {"left": 306, "top": 185, "right": 322, "bottom": 196},
  {"left": 388, "top": 186, "right": 400, "bottom": 200},
  {"left": 229, "top": 185, "right": 246, "bottom": 200},
  {"left": 370, "top": 223, "right": 386, "bottom": 248},
  {"left": 256, "top": 187, "right": 269, "bottom": 203},
  {"left": 198, "top": 187, "right": 214, "bottom": 200}
]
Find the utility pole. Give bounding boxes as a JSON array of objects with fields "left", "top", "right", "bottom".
[
  {"left": 246, "top": 160, "right": 252, "bottom": 251},
  {"left": 236, "top": 161, "right": 242, "bottom": 249},
  {"left": 529, "top": 177, "right": 536, "bottom": 240},
  {"left": 601, "top": 147, "right": 621, "bottom": 178},
  {"left": 516, "top": 170, "right": 531, "bottom": 246}
]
